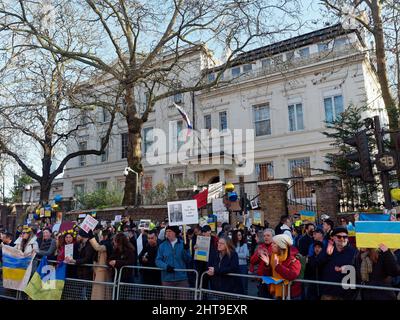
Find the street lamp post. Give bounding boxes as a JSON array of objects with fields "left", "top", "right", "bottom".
[{"left": 124, "top": 167, "right": 139, "bottom": 207}]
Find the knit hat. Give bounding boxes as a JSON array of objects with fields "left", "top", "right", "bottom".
[
  {"left": 272, "top": 234, "right": 293, "bottom": 249},
  {"left": 331, "top": 226, "right": 348, "bottom": 236},
  {"left": 166, "top": 225, "right": 180, "bottom": 235}
]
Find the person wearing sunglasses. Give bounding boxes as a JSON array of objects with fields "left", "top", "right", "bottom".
[{"left": 316, "top": 226, "right": 359, "bottom": 300}]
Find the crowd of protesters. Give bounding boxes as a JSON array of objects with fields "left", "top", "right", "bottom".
[{"left": 1, "top": 212, "right": 400, "bottom": 300}]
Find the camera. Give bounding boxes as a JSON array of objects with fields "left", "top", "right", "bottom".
[{"left": 123, "top": 167, "right": 129, "bottom": 176}]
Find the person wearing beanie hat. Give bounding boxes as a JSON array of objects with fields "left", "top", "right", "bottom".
[
  {"left": 156, "top": 223, "right": 192, "bottom": 298},
  {"left": 316, "top": 224, "right": 359, "bottom": 300},
  {"left": 259, "top": 233, "right": 301, "bottom": 299}
]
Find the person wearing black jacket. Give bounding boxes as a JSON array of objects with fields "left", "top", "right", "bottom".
[
  {"left": 108, "top": 232, "right": 136, "bottom": 284},
  {"left": 304, "top": 240, "right": 323, "bottom": 300},
  {"left": 360, "top": 244, "right": 400, "bottom": 300},
  {"left": 138, "top": 230, "right": 161, "bottom": 285},
  {"left": 298, "top": 223, "right": 315, "bottom": 256},
  {"left": 315, "top": 227, "right": 359, "bottom": 300}
]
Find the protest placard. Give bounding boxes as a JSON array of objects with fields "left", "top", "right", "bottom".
[
  {"left": 139, "top": 219, "right": 151, "bottom": 230},
  {"left": 64, "top": 244, "right": 74, "bottom": 259},
  {"left": 168, "top": 200, "right": 198, "bottom": 226},
  {"left": 212, "top": 198, "right": 225, "bottom": 213},
  {"left": 115, "top": 215, "right": 122, "bottom": 223},
  {"left": 80, "top": 215, "right": 99, "bottom": 233},
  {"left": 194, "top": 236, "right": 211, "bottom": 262},
  {"left": 207, "top": 182, "right": 223, "bottom": 203}
]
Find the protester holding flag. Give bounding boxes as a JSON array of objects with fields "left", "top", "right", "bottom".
[
  {"left": 14, "top": 226, "right": 39, "bottom": 257},
  {"left": 259, "top": 234, "right": 302, "bottom": 299},
  {"left": 359, "top": 244, "right": 400, "bottom": 300}
]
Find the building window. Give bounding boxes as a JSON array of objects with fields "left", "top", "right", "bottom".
[
  {"left": 243, "top": 64, "right": 252, "bottom": 73},
  {"left": 169, "top": 173, "right": 183, "bottom": 185},
  {"left": 174, "top": 93, "right": 183, "bottom": 104},
  {"left": 288, "top": 103, "right": 304, "bottom": 131},
  {"left": 334, "top": 38, "right": 347, "bottom": 49},
  {"left": 143, "top": 176, "right": 153, "bottom": 192},
  {"left": 262, "top": 58, "right": 272, "bottom": 68},
  {"left": 231, "top": 66, "right": 241, "bottom": 78},
  {"left": 219, "top": 111, "right": 227, "bottom": 131},
  {"left": 208, "top": 73, "right": 215, "bottom": 83},
  {"left": 289, "top": 157, "right": 312, "bottom": 198},
  {"left": 324, "top": 95, "right": 344, "bottom": 123},
  {"left": 96, "top": 181, "right": 107, "bottom": 190},
  {"left": 101, "top": 137, "right": 108, "bottom": 162},
  {"left": 177, "top": 120, "right": 184, "bottom": 149},
  {"left": 121, "top": 133, "right": 128, "bottom": 159},
  {"left": 256, "top": 162, "right": 274, "bottom": 181},
  {"left": 143, "top": 127, "right": 154, "bottom": 154},
  {"left": 286, "top": 51, "right": 294, "bottom": 61},
  {"left": 204, "top": 114, "right": 212, "bottom": 131},
  {"left": 298, "top": 47, "right": 310, "bottom": 58},
  {"left": 102, "top": 109, "right": 110, "bottom": 122},
  {"left": 73, "top": 184, "right": 85, "bottom": 196},
  {"left": 318, "top": 43, "right": 329, "bottom": 52},
  {"left": 80, "top": 110, "right": 89, "bottom": 126},
  {"left": 78, "top": 141, "right": 87, "bottom": 167},
  {"left": 253, "top": 104, "right": 271, "bottom": 136}
]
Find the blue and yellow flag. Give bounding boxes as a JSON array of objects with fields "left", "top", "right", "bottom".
[
  {"left": 355, "top": 221, "right": 400, "bottom": 249},
  {"left": 299, "top": 210, "right": 316, "bottom": 223},
  {"left": 1, "top": 245, "right": 35, "bottom": 291},
  {"left": 359, "top": 213, "right": 390, "bottom": 221},
  {"left": 24, "top": 256, "right": 66, "bottom": 300}
]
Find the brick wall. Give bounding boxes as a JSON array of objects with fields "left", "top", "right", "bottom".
[{"left": 258, "top": 181, "right": 288, "bottom": 228}]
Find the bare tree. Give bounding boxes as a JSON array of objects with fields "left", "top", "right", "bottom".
[{"left": 0, "top": 0, "right": 303, "bottom": 205}]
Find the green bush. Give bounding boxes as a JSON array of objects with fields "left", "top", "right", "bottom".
[{"left": 76, "top": 188, "right": 123, "bottom": 209}]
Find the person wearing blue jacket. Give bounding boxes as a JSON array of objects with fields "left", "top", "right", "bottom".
[
  {"left": 156, "top": 225, "right": 192, "bottom": 298},
  {"left": 315, "top": 227, "right": 359, "bottom": 300}
]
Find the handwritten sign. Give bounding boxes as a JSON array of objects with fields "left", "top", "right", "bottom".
[
  {"left": 64, "top": 244, "right": 74, "bottom": 259},
  {"left": 194, "top": 236, "right": 211, "bottom": 262},
  {"left": 168, "top": 200, "right": 199, "bottom": 226},
  {"left": 80, "top": 215, "right": 98, "bottom": 233}
]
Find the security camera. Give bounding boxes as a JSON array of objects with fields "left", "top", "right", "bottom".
[
  {"left": 123, "top": 167, "right": 129, "bottom": 176},
  {"left": 238, "top": 159, "right": 246, "bottom": 167}
]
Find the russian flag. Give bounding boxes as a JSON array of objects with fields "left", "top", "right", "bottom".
[
  {"left": 355, "top": 221, "right": 400, "bottom": 249},
  {"left": 173, "top": 103, "right": 192, "bottom": 129}
]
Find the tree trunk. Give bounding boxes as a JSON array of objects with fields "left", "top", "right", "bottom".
[
  {"left": 40, "top": 153, "right": 52, "bottom": 204},
  {"left": 122, "top": 86, "right": 144, "bottom": 206}
]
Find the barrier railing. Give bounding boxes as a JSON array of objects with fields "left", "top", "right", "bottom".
[
  {"left": 116, "top": 266, "right": 199, "bottom": 300},
  {"left": 198, "top": 271, "right": 274, "bottom": 300},
  {"left": 287, "top": 278, "right": 400, "bottom": 300}
]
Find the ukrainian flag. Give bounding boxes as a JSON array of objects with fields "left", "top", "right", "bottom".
[
  {"left": 359, "top": 213, "right": 390, "bottom": 221},
  {"left": 24, "top": 256, "right": 66, "bottom": 300},
  {"left": 355, "top": 221, "right": 400, "bottom": 249},
  {"left": 1, "top": 245, "right": 35, "bottom": 291},
  {"left": 299, "top": 210, "right": 316, "bottom": 223}
]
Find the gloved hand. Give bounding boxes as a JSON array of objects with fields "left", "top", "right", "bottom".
[
  {"left": 166, "top": 265, "right": 175, "bottom": 273},
  {"left": 88, "top": 230, "right": 94, "bottom": 240}
]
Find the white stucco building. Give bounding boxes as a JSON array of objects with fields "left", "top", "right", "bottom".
[{"left": 23, "top": 24, "right": 386, "bottom": 205}]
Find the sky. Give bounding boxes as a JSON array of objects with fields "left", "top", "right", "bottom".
[{"left": 1, "top": 0, "right": 334, "bottom": 199}]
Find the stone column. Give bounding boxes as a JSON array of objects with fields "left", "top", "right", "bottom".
[
  {"left": 304, "top": 175, "right": 341, "bottom": 223},
  {"left": 219, "top": 169, "right": 225, "bottom": 184},
  {"left": 257, "top": 180, "right": 288, "bottom": 228}
]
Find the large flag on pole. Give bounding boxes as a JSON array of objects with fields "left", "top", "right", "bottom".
[
  {"left": 193, "top": 188, "right": 208, "bottom": 208},
  {"left": 24, "top": 256, "right": 66, "bottom": 300},
  {"left": 173, "top": 103, "right": 192, "bottom": 130},
  {"left": 1, "top": 245, "right": 36, "bottom": 291}
]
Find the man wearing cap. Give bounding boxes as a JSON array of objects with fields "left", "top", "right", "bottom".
[
  {"left": 315, "top": 226, "right": 359, "bottom": 300},
  {"left": 156, "top": 225, "right": 192, "bottom": 298}
]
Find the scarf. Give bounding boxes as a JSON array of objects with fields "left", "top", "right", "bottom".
[
  {"left": 360, "top": 251, "right": 373, "bottom": 283},
  {"left": 269, "top": 250, "right": 289, "bottom": 299}
]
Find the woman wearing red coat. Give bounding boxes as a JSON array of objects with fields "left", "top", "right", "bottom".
[{"left": 259, "top": 234, "right": 302, "bottom": 299}]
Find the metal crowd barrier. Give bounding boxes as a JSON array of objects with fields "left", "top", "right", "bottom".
[
  {"left": 47, "top": 260, "right": 118, "bottom": 300},
  {"left": 116, "top": 266, "right": 199, "bottom": 300},
  {"left": 198, "top": 271, "right": 274, "bottom": 300},
  {"left": 286, "top": 278, "right": 400, "bottom": 300}
]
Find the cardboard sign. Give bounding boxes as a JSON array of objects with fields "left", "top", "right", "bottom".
[
  {"left": 253, "top": 211, "right": 262, "bottom": 225},
  {"left": 80, "top": 215, "right": 99, "bottom": 233},
  {"left": 212, "top": 198, "right": 225, "bottom": 213},
  {"left": 168, "top": 200, "right": 199, "bottom": 226},
  {"left": 194, "top": 236, "right": 211, "bottom": 262},
  {"left": 139, "top": 219, "right": 151, "bottom": 230},
  {"left": 199, "top": 216, "right": 208, "bottom": 227},
  {"left": 207, "top": 182, "right": 223, "bottom": 203},
  {"left": 64, "top": 244, "right": 74, "bottom": 259}
]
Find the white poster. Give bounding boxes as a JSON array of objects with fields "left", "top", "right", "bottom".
[
  {"left": 194, "top": 236, "right": 211, "bottom": 262},
  {"left": 139, "top": 219, "right": 151, "bottom": 230},
  {"left": 115, "top": 215, "right": 122, "bottom": 223},
  {"left": 207, "top": 182, "right": 223, "bottom": 203},
  {"left": 65, "top": 244, "right": 74, "bottom": 259},
  {"left": 212, "top": 198, "right": 225, "bottom": 213},
  {"left": 168, "top": 200, "right": 199, "bottom": 226},
  {"left": 80, "top": 215, "right": 99, "bottom": 233}
]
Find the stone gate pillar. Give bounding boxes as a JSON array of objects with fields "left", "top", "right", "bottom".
[
  {"left": 257, "top": 180, "right": 288, "bottom": 228},
  {"left": 304, "top": 175, "right": 341, "bottom": 223}
]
